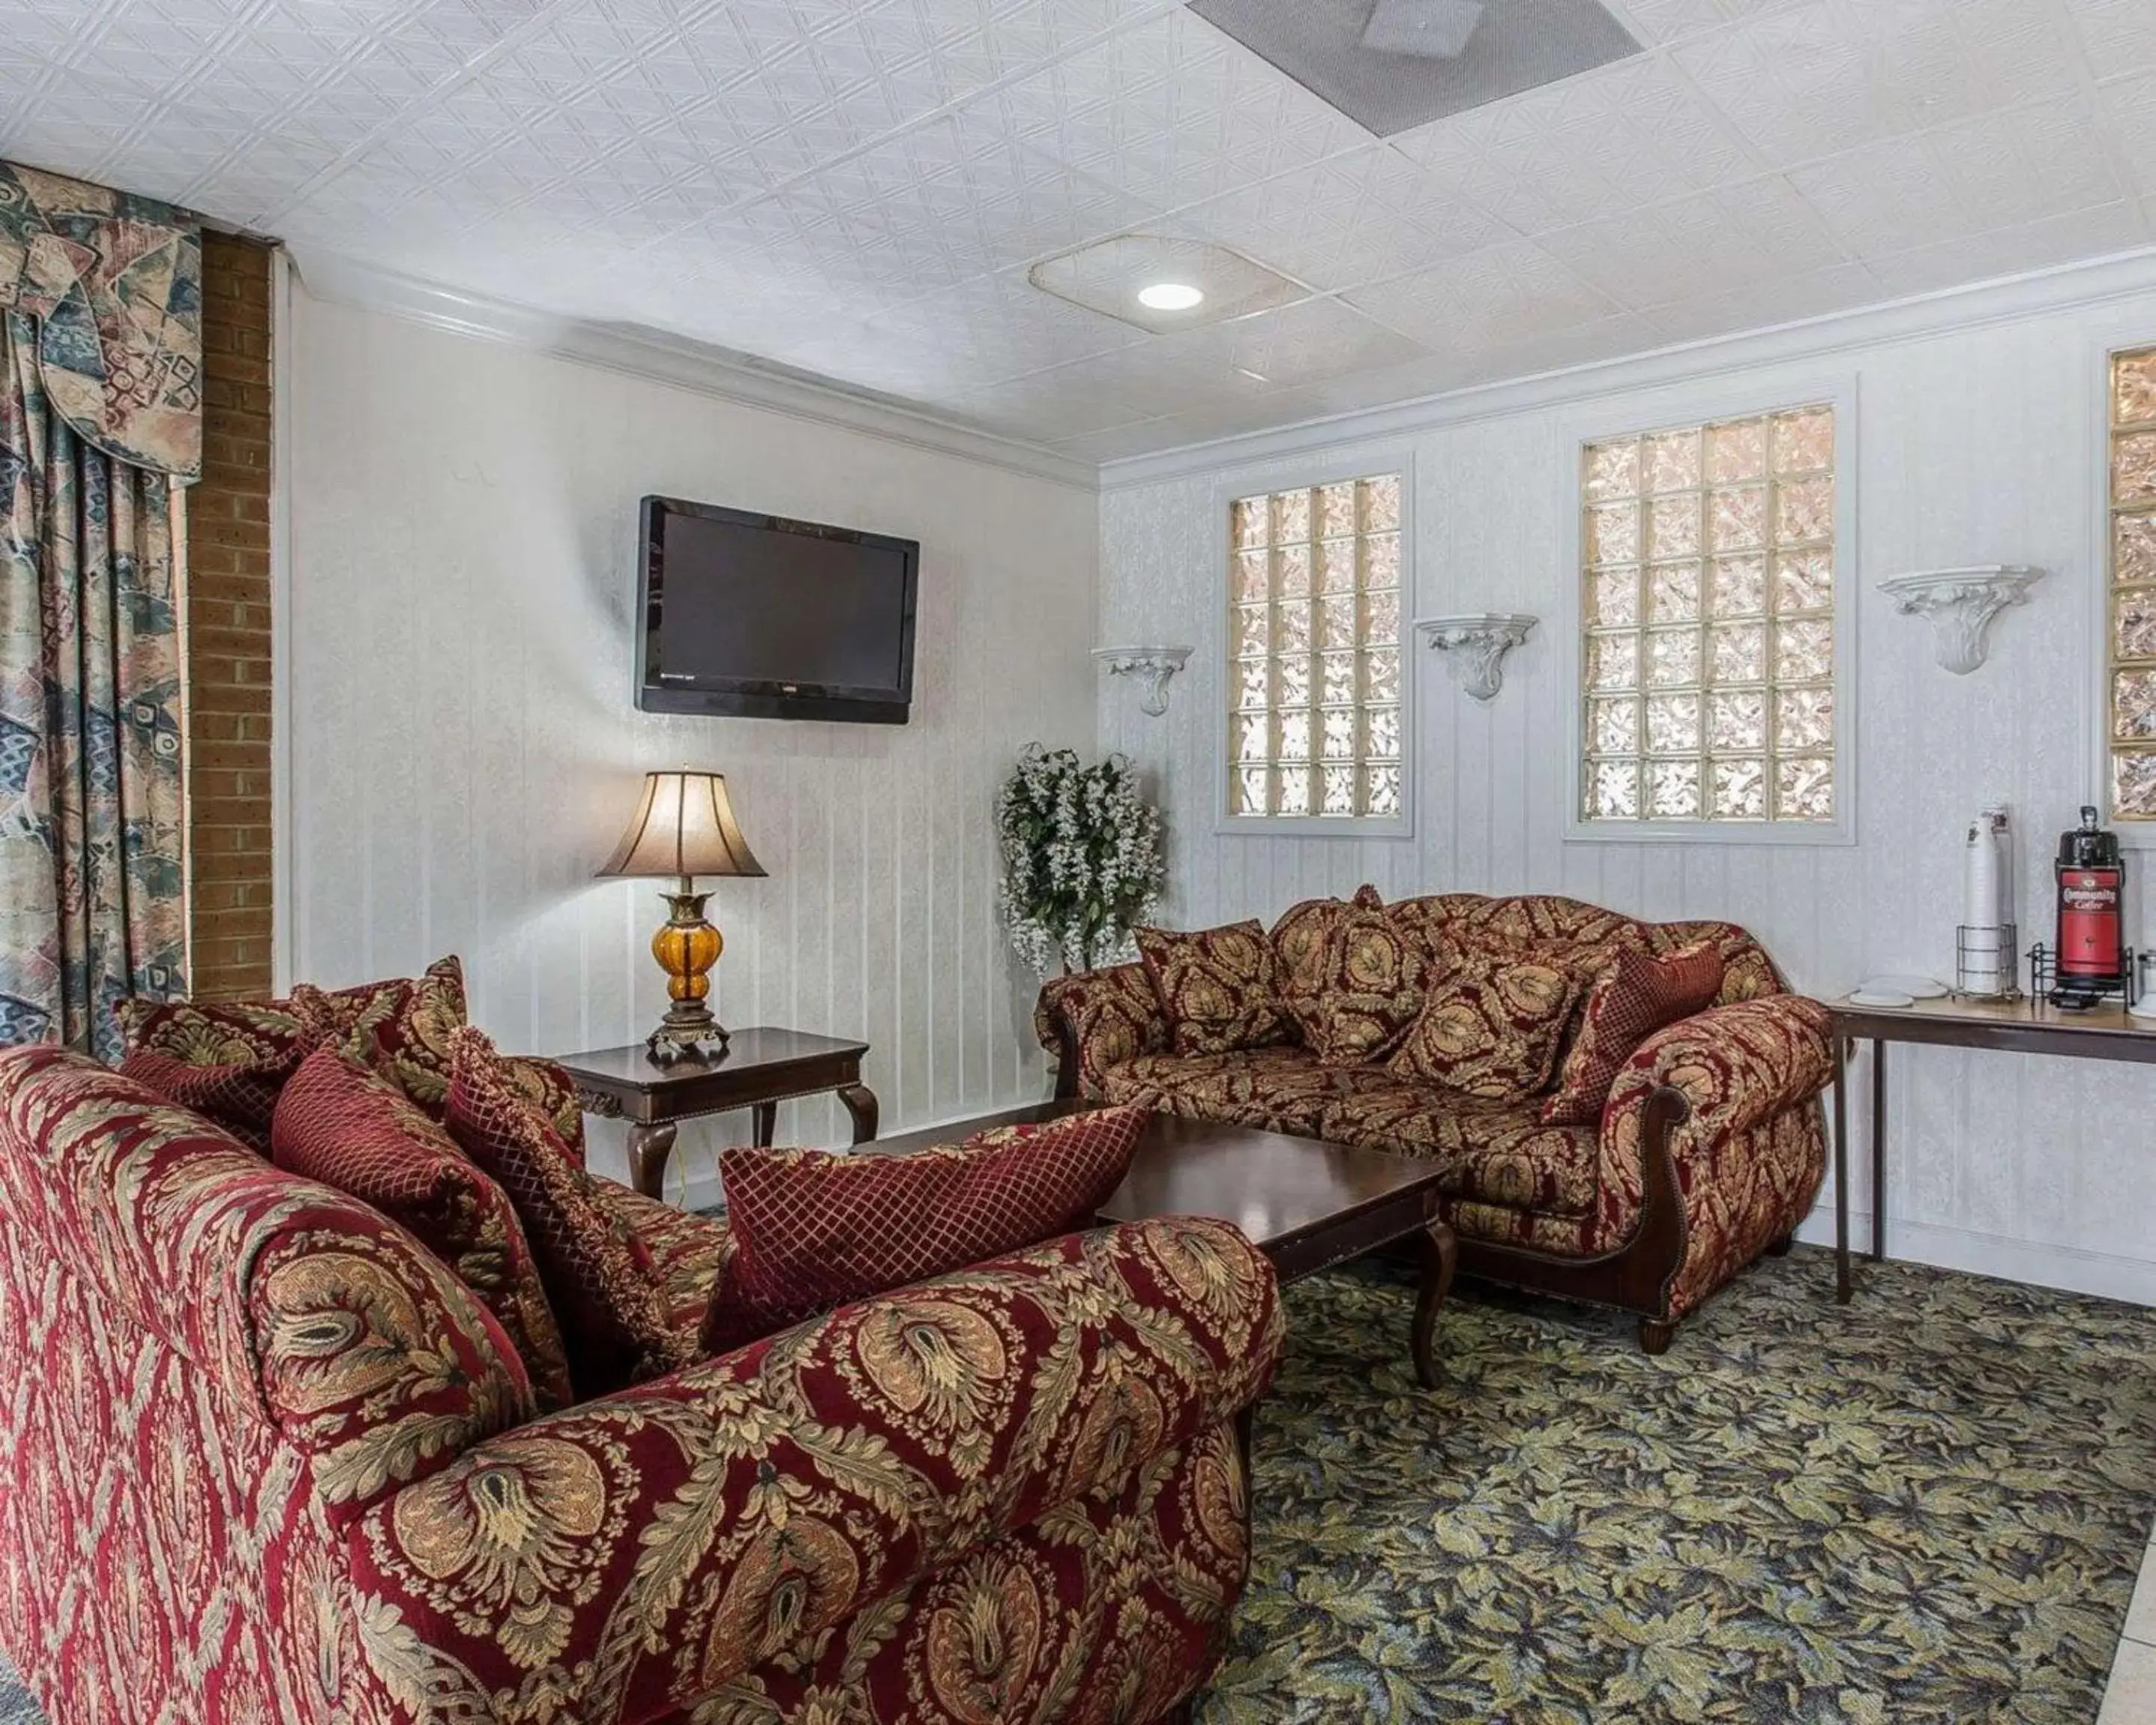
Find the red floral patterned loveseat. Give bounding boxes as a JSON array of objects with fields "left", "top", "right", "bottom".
[
  {"left": 0, "top": 1044, "right": 1282, "bottom": 1725},
  {"left": 1036, "top": 892, "right": 1833, "bottom": 1353}
]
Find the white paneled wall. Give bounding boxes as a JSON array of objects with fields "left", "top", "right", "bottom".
[
  {"left": 1101, "top": 288, "right": 2156, "bottom": 1303},
  {"left": 286, "top": 290, "right": 1097, "bottom": 1193}
]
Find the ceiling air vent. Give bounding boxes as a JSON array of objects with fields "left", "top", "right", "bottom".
[{"left": 1188, "top": 0, "right": 1642, "bottom": 137}]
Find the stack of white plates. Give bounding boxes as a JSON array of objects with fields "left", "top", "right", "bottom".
[{"left": 1849, "top": 976, "right": 1948, "bottom": 1008}]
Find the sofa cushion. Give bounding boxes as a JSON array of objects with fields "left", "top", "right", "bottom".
[
  {"left": 117, "top": 1044, "right": 306, "bottom": 1152},
  {"left": 1136, "top": 921, "right": 1291, "bottom": 1056},
  {"left": 1100, "top": 1047, "right": 1404, "bottom": 1138},
  {"left": 114, "top": 997, "right": 323, "bottom": 1149},
  {"left": 1542, "top": 943, "right": 1726, "bottom": 1125},
  {"left": 271, "top": 1044, "right": 575, "bottom": 1410},
  {"left": 1321, "top": 1085, "right": 1604, "bottom": 1219},
  {"left": 1387, "top": 948, "right": 1584, "bottom": 1101},
  {"left": 701, "top": 1105, "right": 1148, "bottom": 1354},
  {"left": 1270, "top": 891, "right": 1356, "bottom": 1031},
  {"left": 606, "top": 1184, "right": 733, "bottom": 1340},
  {"left": 288, "top": 976, "right": 413, "bottom": 1062},
  {"left": 1292, "top": 889, "right": 1428, "bottom": 1066},
  {"left": 445, "top": 1026, "right": 686, "bottom": 1398}
]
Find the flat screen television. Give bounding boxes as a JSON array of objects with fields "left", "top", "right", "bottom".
[{"left": 635, "top": 495, "right": 920, "bottom": 724}]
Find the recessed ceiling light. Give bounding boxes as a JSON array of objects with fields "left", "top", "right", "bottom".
[{"left": 1138, "top": 282, "right": 1205, "bottom": 311}]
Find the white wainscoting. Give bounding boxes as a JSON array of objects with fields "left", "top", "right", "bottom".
[
  {"left": 1100, "top": 285, "right": 2156, "bottom": 1300},
  {"left": 284, "top": 288, "right": 1097, "bottom": 1191}
]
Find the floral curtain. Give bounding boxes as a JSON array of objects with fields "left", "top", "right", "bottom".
[{"left": 0, "top": 162, "right": 201, "bottom": 1059}]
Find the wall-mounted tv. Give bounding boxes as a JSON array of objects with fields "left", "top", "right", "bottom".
[{"left": 635, "top": 495, "right": 920, "bottom": 724}]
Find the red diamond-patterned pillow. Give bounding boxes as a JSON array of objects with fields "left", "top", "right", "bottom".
[
  {"left": 117, "top": 1044, "right": 306, "bottom": 1151},
  {"left": 444, "top": 1025, "right": 686, "bottom": 1398},
  {"left": 701, "top": 1104, "right": 1149, "bottom": 1355},
  {"left": 1541, "top": 943, "right": 1726, "bottom": 1125},
  {"left": 271, "top": 1044, "right": 576, "bottom": 1410}
]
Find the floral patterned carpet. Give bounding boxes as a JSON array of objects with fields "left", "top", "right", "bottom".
[
  {"left": 1206, "top": 1247, "right": 2156, "bottom": 1724},
  {"left": 0, "top": 1246, "right": 2149, "bottom": 1723}
]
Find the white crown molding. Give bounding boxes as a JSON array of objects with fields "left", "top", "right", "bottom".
[
  {"left": 1098, "top": 242, "right": 2156, "bottom": 490},
  {"left": 290, "top": 249, "right": 1098, "bottom": 493}
]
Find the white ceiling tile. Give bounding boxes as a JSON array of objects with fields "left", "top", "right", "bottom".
[
  {"left": 2103, "top": 69, "right": 2156, "bottom": 198},
  {"left": 1675, "top": 0, "right": 2084, "bottom": 167},
  {"left": 1788, "top": 94, "right": 2126, "bottom": 256},
  {"left": 1176, "top": 143, "right": 1511, "bottom": 291},
  {"left": 1613, "top": 0, "right": 1801, "bottom": 46},
  {"left": 1001, "top": 8, "right": 1370, "bottom": 210},
  {"left": 1534, "top": 176, "right": 1850, "bottom": 311},
  {"left": 3, "top": 0, "right": 2152, "bottom": 457},
  {"left": 1392, "top": 56, "right": 1763, "bottom": 234},
  {"left": 2070, "top": 0, "right": 2156, "bottom": 82},
  {"left": 1861, "top": 201, "right": 2152, "bottom": 298},
  {"left": 1344, "top": 240, "right": 1623, "bottom": 350},
  {"left": 1633, "top": 260, "right": 1882, "bottom": 344},
  {"left": 865, "top": 271, "right": 1148, "bottom": 379}
]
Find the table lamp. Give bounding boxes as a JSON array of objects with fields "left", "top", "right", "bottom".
[{"left": 598, "top": 770, "right": 766, "bottom": 1060}]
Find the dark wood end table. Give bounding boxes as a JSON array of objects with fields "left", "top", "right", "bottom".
[
  {"left": 871, "top": 1100, "right": 1460, "bottom": 1389},
  {"left": 555, "top": 1027, "right": 877, "bottom": 1199}
]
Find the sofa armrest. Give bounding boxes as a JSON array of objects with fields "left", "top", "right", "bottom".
[
  {"left": 0, "top": 1046, "right": 533, "bottom": 1519},
  {"left": 347, "top": 1217, "right": 1282, "bottom": 1724},
  {"left": 1604, "top": 994, "right": 1833, "bottom": 1146},
  {"left": 1033, "top": 963, "right": 1169, "bottom": 1098}
]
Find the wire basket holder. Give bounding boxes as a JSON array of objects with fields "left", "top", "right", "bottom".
[
  {"left": 1955, "top": 925, "right": 2020, "bottom": 1000},
  {"left": 2026, "top": 940, "right": 2140, "bottom": 1007}
]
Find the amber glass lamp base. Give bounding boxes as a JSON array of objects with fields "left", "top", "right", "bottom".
[{"left": 646, "top": 883, "right": 728, "bottom": 1062}]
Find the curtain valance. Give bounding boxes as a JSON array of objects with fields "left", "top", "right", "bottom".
[{"left": 0, "top": 161, "right": 203, "bottom": 481}]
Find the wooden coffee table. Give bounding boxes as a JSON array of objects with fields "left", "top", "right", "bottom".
[{"left": 871, "top": 1100, "right": 1459, "bottom": 1389}]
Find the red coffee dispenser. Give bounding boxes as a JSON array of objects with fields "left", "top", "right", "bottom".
[{"left": 2050, "top": 805, "right": 2127, "bottom": 1008}]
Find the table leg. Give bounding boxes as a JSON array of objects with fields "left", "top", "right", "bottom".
[
  {"left": 751, "top": 1102, "right": 777, "bottom": 1149},
  {"left": 838, "top": 1082, "right": 880, "bottom": 1145},
  {"left": 1870, "top": 1037, "right": 1886, "bottom": 1264},
  {"left": 627, "top": 1122, "right": 677, "bottom": 1201},
  {"left": 1411, "top": 1222, "right": 1458, "bottom": 1390},
  {"left": 1833, "top": 1034, "right": 1851, "bottom": 1303}
]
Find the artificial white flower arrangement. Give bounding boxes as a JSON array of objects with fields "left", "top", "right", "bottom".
[{"left": 995, "top": 743, "right": 1163, "bottom": 975}]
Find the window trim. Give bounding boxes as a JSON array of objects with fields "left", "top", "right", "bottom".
[
  {"left": 2098, "top": 335, "right": 2156, "bottom": 844},
  {"left": 1559, "top": 373, "right": 1861, "bottom": 848},
  {"left": 1210, "top": 448, "right": 1419, "bottom": 840}
]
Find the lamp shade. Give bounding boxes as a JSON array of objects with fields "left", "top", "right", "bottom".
[{"left": 597, "top": 771, "right": 767, "bottom": 880}]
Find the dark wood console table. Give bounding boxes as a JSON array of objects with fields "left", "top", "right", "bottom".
[
  {"left": 1827, "top": 993, "right": 2156, "bottom": 1303},
  {"left": 555, "top": 1027, "right": 876, "bottom": 1200}
]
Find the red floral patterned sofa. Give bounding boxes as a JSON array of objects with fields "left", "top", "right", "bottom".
[
  {"left": 0, "top": 1044, "right": 1282, "bottom": 1725},
  {"left": 1037, "top": 892, "right": 1833, "bottom": 1353}
]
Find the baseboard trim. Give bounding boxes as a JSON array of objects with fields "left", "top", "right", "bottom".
[{"left": 1793, "top": 1205, "right": 2156, "bottom": 1307}]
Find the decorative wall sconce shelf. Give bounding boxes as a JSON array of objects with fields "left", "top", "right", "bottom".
[
  {"left": 1094, "top": 645, "right": 1192, "bottom": 717},
  {"left": 1414, "top": 614, "right": 1537, "bottom": 702},
  {"left": 1878, "top": 566, "right": 2046, "bottom": 675}
]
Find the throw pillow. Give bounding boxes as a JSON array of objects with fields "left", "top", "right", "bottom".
[
  {"left": 1294, "top": 889, "right": 1430, "bottom": 1066},
  {"left": 118, "top": 1044, "right": 308, "bottom": 1152},
  {"left": 115, "top": 997, "right": 323, "bottom": 1150},
  {"left": 1388, "top": 947, "right": 1585, "bottom": 1101},
  {"left": 347, "top": 958, "right": 589, "bottom": 1162},
  {"left": 701, "top": 1104, "right": 1148, "bottom": 1356},
  {"left": 1136, "top": 922, "right": 1291, "bottom": 1056},
  {"left": 1541, "top": 943, "right": 1726, "bottom": 1126},
  {"left": 271, "top": 1045, "right": 575, "bottom": 1411},
  {"left": 444, "top": 1025, "right": 686, "bottom": 1398}
]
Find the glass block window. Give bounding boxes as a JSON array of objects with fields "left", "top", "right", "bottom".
[
  {"left": 1228, "top": 475, "right": 1404, "bottom": 820},
  {"left": 2110, "top": 347, "right": 2156, "bottom": 821},
  {"left": 1579, "top": 405, "right": 1838, "bottom": 825}
]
